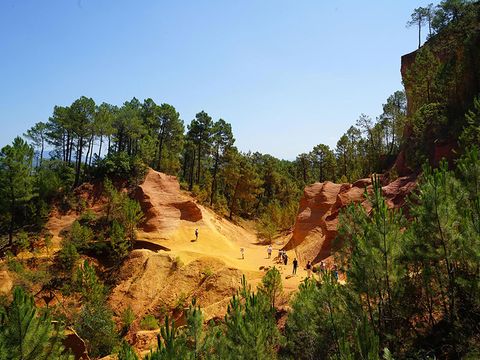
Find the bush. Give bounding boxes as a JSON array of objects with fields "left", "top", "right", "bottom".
[
  {"left": 79, "top": 209, "right": 97, "bottom": 225},
  {"left": 259, "top": 267, "right": 283, "bottom": 308},
  {"left": 140, "top": 314, "right": 159, "bottom": 330},
  {"left": 44, "top": 232, "right": 53, "bottom": 254},
  {"left": 69, "top": 221, "right": 93, "bottom": 249},
  {"left": 94, "top": 152, "right": 147, "bottom": 185},
  {"left": 57, "top": 241, "right": 79, "bottom": 272},
  {"left": 171, "top": 255, "right": 183, "bottom": 272},
  {"left": 14, "top": 231, "right": 30, "bottom": 252},
  {"left": 6, "top": 252, "right": 24, "bottom": 274},
  {"left": 121, "top": 306, "right": 135, "bottom": 333},
  {"left": 110, "top": 220, "right": 129, "bottom": 261},
  {"left": 76, "top": 301, "right": 118, "bottom": 357}
]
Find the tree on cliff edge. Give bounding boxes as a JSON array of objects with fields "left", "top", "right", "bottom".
[{"left": 407, "top": 7, "right": 428, "bottom": 48}]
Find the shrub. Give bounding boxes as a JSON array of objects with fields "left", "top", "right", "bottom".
[
  {"left": 69, "top": 221, "right": 93, "bottom": 249},
  {"left": 259, "top": 267, "right": 283, "bottom": 308},
  {"left": 14, "top": 231, "right": 30, "bottom": 252},
  {"left": 121, "top": 306, "right": 135, "bottom": 333},
  {"left": 79, "top": 209, "right": 97, "bottom": 225},
  {"left": 6, "top": 252, "right": 24, "bottom": 274},
  {"left": 171, "top": 255, "right": 183, "bottom": 272},
  {"left": 140, "top": 314, "right": 159, "bottom": 330},
  {"left": 44, "top": 232, "right": 53, "bottom": 254},
  {"left": 0, "top": 287, "right": 71, "bottom": 359},
  {"left": 110, "top": 220, "right": 129, "bottom": 261},
  {"left": 57, "top": 241, "right": 79, "bottom": 272}
]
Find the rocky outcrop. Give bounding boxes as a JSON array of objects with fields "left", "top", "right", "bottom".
[
  {"left": 109, "top": 250, "right": 243, "bottom": 323},
  {"left": 286, "top": 176, "right": 416, "bottom": 263},
  {"left": 135, "top": 170, "right": 202, "bottom": 233}
]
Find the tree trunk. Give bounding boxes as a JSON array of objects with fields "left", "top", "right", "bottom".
[
  {"left": 210, "top": 147, "right": 220, "bottom": 206},
  {"left": 157, "top": 131, "right": 165, "bottom": 171},
  {"left": 418, "top": 21, "right": 421, "bottom": 49},
  {"left": 8, "top": 188, "right": 15, "bottom": 247},
  {"left": 65, "top": 131, "right": 70, "bottom": 164},
  {"left": 197, "top": 144, "right": 201, "bottom": 184},
  {"left": 229, "top": 181, "right": 240, "bottom": 220},
  {"left": 189, "top": 150, "right": 195, "bottom": 191},
  {"left": 98, "top": 135, "right": 103, "bottom": 159},
  {"left": 75, "top": 137, "right": 83, "bottom": 187},
  {"left": 40, "top": 137, "right": 44, "bottom": 166}
]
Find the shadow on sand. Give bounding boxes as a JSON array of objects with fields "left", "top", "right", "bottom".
[{"left": 133, "top": 240, "right": 171, "bottom": 252}]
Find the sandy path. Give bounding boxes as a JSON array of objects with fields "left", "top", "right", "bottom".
[{"left": 137, "top": 202, "right": 309, "bottom": 294}]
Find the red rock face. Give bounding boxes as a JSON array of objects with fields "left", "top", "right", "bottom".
[
  {"left": 135, "top": 169, "right": 202, "bottom": 233},
  {"left": 286, "top": 176, "right": 416, "bottom": 264}
]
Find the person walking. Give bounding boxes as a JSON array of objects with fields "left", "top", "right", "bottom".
[
  {"left": 320, "top": 260, "right": 326, "bottom": 273},
  {"left": 306, "top": 261, "right": 312, "bottom": 278},
  {"left": 283, "top": 253, "right": 288, "bottom": 266},
  {"left": 240, "top": 247, "right": 245, "bottom": 260},
  {"left": 267, "top": 245, "right": 272, "bottom": 259},
  {"left": 292, "top": 258, "right": 298, "bottom": 275},
  {"left": 195, "top": 228, "right": 199, "bottom": 241},
  {"left": 332, "top": 264, "right": 338, "bottom": 281}
]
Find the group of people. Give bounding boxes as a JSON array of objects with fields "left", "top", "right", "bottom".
[
  {"left": 277, "top": 249, "right": 289, "bottom": 265},
  {"left": 193, "top": 230, "right": 338, "bottom": 280}
]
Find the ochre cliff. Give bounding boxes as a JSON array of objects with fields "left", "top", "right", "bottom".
[{"left": 286, "top": 176, "right": 416, "bottom": 264}]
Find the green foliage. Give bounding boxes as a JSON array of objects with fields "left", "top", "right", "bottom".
[
  {"left": 13, "top": 231, "right": 30, "bottom": 252},
  {"left": 110, "top": 220, "right": 130, "bottom": 261},
  {"left": 0, "top": 137, "right": 35, "bottom": 246},
  {"left": 140, "top": 314, "right": 159, "bottom": 330},
  {"left": 104, "top": 178, "right": 143, "bottom": 241},
  {"left": 76, "top": 301, "right": 117, "bottom": 357},
  {"left": 221, "top": 276, "right": 280, "bottom": 359},
  {"left": 118, "top": 341, "right": 139, "bottom": 360},
  {"left": 259, "top": 267, "right": 283, "bottom": 308},
  {"left": 79, "top": 209, "right": 97, "bottom": 224},
  {"left": 57, "top": 240, "right": 79, "bottom": 272},
  {"left": 120, "top": 306, "right": 135, "bottom": 333},
  {"left": 95, "top": 151, "right": 147, "bottom": 185},
  {"left": 284, "top": 274, "right": 355, "bottom": 360},
  {"left": 6, "top": 253, "right": 24, "bottom": 274},
  {"left": 0, "top": 286, "right": 72, "bottom": 360},
  {"left": 75, "top": 261, "right": 118, "bottom": 357},
  {"left": 460, "top": 95, "right": 480, "bottom": 147},
  {"left": 144, "top": 316, "right": 186, "bottom": 360},
  {"left": 68, "top": 220, "right": 93, "bottom": 249}
]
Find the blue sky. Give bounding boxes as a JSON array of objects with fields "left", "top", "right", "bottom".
[{"left": 0, "top": 0, "right": 432, "bottom": 160}]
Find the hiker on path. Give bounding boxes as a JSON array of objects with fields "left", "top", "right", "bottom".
[
  {"left": 195, "top": 228, "right": 199, "bottom": 241},
  {"left": 283, "top": 253, "right": 288, "bottom": 266},
  {"left": 240, "top": 247, "right": 245, "bottom": 260},
  {"left": 332, "top": 264, "right": 338, "bottom": 281},
  {"left": 292, "top": 258, "right": 298, "bottom": 275},
  {"left": 267, "top": 245, "right": 272, "bottom": 259},
  {"left": 320, "top": 260, "right": 326, "bottom": 272},
  {"left": 277, "top": 250, "right": 283, "bottom": 264},
  {"left": 306, "top": 261, "right": 312, "bottom": 278}
]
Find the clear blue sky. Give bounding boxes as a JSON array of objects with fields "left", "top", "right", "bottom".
[{"left": 0, "top": 0, "right": 433, "bottom": 160}]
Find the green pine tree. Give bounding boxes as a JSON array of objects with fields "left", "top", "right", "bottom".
[{"left": 0, "top": 287, "right": 72, "bottom": 360}]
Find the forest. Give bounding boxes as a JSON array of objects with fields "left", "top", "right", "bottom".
[{"left": 1, "top": 0, "right": 480, "bottom": 359}]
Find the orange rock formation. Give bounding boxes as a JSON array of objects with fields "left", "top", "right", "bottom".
[{"left": 286, "top": 176, "right": 416, "bottom": 263}]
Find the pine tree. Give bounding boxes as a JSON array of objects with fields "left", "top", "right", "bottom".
[
  {"left": 0, "top": 137, "right": 35, "bottom": 246},
  {"left": 118, "top": 341, "right": 139, "bottom": 360},
  {"left": 222, "top": 276, "right": 279, "bottom": 360},
  {"left": 144, "top": 316, "right": 187, "bottom": 360},
  {"left": 259, "top": 267, "right": 283, "bottom": 309},
  {"left": 0, "top": 287, "right": 72, "bottom": 360}
]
